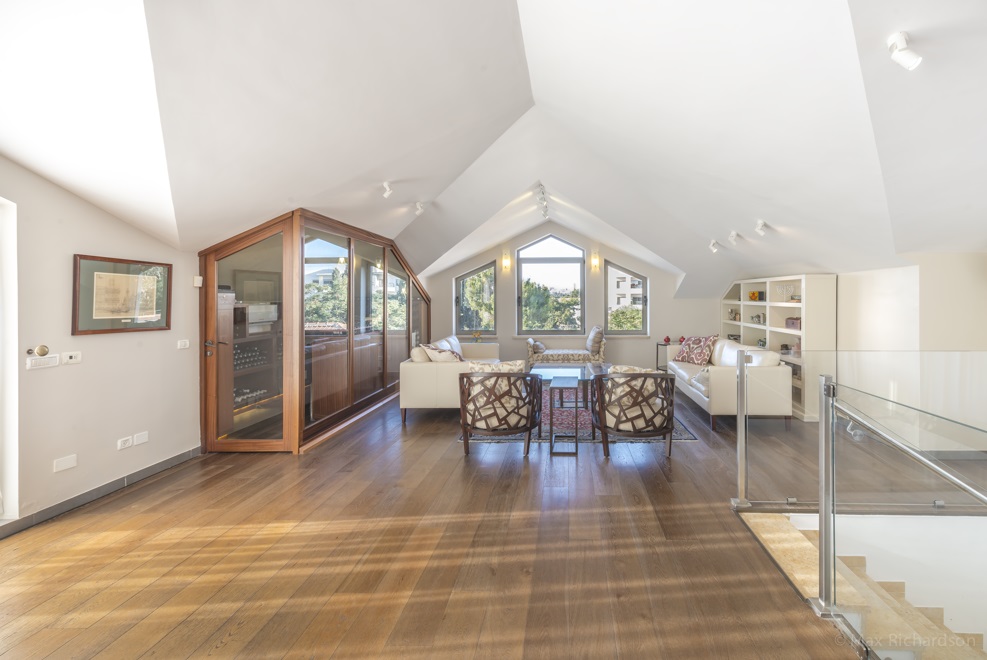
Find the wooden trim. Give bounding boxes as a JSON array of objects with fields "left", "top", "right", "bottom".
[
  {"left": 197, "top": 211, "right": 294, "bottom": 257},
  {"left": 283, "top": 211, "right": 303, "bottom": 454},
  {"left": 198, "top": 253, "right": 208, "bottom": 454}
]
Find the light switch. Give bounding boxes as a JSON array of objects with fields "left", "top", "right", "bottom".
[
  {"left": 26, "top": 355, "right": 59, "bottom": 370},
  {"left": 177, "top": 339, "right": 190, "bottom": 349},
  {"left": 62, "top": 351, "right": 82, "bottom": 364}
]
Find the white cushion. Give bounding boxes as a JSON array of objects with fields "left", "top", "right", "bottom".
[
  {"left": 410, "top": 346, "right": 430, "bottom": 362},
  {"left": 422, "top": 344, "right": 462, "bottom": 362},
  {"left": 445, "top": 335, "right": 463, "bottom": 356}
]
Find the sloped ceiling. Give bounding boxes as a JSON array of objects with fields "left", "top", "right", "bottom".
[{"left": 1, "top": 1, "right": 985, "bottom": 297}]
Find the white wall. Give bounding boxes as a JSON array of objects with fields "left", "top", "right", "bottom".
[
  {"left": 0, "top": 196, "right": 19, "bottom": 516},
  {"left": 421, "top": 221, "right": 716, "bottom": 367},
  {"left": 836, "top": 260, "right": 987, "bottom": 445},
  {"left": 0, "top": 154, "right": 200, "bottom": 518}
]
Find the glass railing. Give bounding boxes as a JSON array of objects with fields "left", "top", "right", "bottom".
[{"left": 735, "top": 350, "right": 987, "bottom": 657}]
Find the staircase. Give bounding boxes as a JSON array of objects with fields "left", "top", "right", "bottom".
[{"left": 741, "top": 513, "right": 985, "bottom": 659}]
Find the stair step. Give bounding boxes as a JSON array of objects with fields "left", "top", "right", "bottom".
[
  {"left": 918, "top": 606, "right": 945, "bottom": 626},
  {"left": 878, "top": 580, "right": 907, "bottom": 600},
  {"left": 840, "top": 555, "right": 867, "bottom": 572},
  {"left": 956, "top": 633, "right": 983, "bottom": 651}
]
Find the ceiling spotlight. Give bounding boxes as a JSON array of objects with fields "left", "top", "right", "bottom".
[
  {"left": 542, "top": 208, "right": 549, "bottom": 219},
  {"left": 414, "top": 202, "right": 424, "bottom": 216},
  {"left": 708, "top": 240, "right": 720, "bottom": 254},
  {"left": 728, "top": 231, "right": 739, "bottom": 246},
  {"left": 754, "top": 219, "right": 767, "bottom": 236},
  {"left": 888, "top": 32, "right": 922, "bottom": 71},
  {"left": 382, "top": 181, "right": 393, "bottom": 198}
]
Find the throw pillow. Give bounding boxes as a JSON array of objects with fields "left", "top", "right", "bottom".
[
  {"left": 445, "top": 335, "right": 464, "bottom": 357},
  {"left": 674, "top": 335, "right": 718, "bottom": 366},
  {"left": 409, "top": 346, "right": 431, "bottom": 362},
  {"left": 586, "top": 325, "right": 605, "bottom": 355},
  {"left": 532, "top": 339, "right": 546, "bottom": 353},
  {"left": 422, "top": 343, "right": 463, "bottom": 362}
]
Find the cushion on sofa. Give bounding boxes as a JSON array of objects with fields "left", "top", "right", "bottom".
[
  {"left": 674, "top": 335, "right": 718, "bottom": 365},
  {"left": 422, "top": 343, "right": 463, "bottom": 362},
  {"left": 586, "top": 325, "right": 604, "bottom": 355},
  {"left": 527, "top": 337, "right": 546, "bottom": 354},
  {"left": 410, "top": 346, "right": 431, "bottom": 362},
  {"left": 445, "top": 335, "right": 464, "bottom": 356},
  {"left": 689, "top": 367, "right": 711, "bottom": 397},
  {"left": 711, "top": 339, "right": 781, "bottom": 367}
]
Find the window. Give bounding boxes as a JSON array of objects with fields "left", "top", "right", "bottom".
[
  {"left": 605, "top": 261, "right": 648, "bottom": 334},
  {"left": 517, "top": 236, "right": 584, "bottom": 334},
  {"left": 455, "top": 262, "right": 496, "bottom": 335}
]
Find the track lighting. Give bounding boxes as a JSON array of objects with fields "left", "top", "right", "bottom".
[
  {"left": 708, "top": 240, "right": 719, "bottom": 254},
  {"left": 887, "top": 32, "right": 922, "bottom": 71},
  {"left": 728, "top": 231, "right": 739, "bottom": 246},
  {"left": 414, "top": 202, "right": 424, "bottom": 216},
  {"left": 382, "top": 181, "right": 393, "bottom": 199},
  {"left": 754, "top": 219, "right": 767, "bottom": 236}
]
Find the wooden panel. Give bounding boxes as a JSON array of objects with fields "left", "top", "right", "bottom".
[{"left": 308, "top": 335, "right": 350, "bottom": 419}]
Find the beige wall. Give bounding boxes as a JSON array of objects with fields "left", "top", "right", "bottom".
[
  {"left": 0, "top": 154, "right": 200, "bottom": 518},
  {"left": 421, "top": 221, "right": 717, "bottom": 368}
]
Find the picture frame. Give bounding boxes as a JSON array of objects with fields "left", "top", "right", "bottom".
[{"left": 72, "top": 255, "right": 172, "bottom": 335}]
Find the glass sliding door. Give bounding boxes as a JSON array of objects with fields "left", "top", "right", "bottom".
[
  {"left": 411, "top": 283, "right": 429, "bottom": 349},
  {"left": 303, "top": 226, "right": 351, "bottom": 428},
  {"left": 212, "top": 232, "right": 286, "bottom": 447},
  {"left": 353, "top": 240, "right": 384, "bottom": 402},
  {"left": 385, "top": 250, "right": 410, "bottom": 387}
]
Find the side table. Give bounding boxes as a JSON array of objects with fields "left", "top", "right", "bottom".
[{"left": 549, "top": 376, "right": 579, "bottom": 455}]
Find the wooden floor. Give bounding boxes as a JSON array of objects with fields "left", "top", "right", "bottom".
[{"left": 0, "top": 395, "right": 855, "bottom": 659}]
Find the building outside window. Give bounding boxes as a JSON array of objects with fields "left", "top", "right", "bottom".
[{"left": 605, "top": 261, "right": 648, "bottom": 335}]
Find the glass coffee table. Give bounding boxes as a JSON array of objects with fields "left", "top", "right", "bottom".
[{"left": 529, "top": 362, "right": 610, "bottom": 407}]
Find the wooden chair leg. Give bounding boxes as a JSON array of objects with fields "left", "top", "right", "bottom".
[
  {"left": 601, "top": 429, "right": 610, "bottom": 458},
  {"left": 524, "top": 430, "right": 531, "bottom": 456},
  {"left": 709, "top": 414, "right": 716, "bottom": 430},
  {"left": 666, "top": 432, "right": 672, "bottom": 457},
  {"left": 401, "top": 408, "right": 407, "bottom": 424},
  {"left": 462, "top": 425, "right": 470, "bottom": 456}
]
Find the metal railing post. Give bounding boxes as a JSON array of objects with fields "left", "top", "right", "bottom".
[
  {"left": 815, "top": 374, "right": 836, "bottom": 612},
  {"left": 732, "top": 350, "right": 753, "bottom": 509}
]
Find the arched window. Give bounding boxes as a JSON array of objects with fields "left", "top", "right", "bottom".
[{"left": 516, "top": 236, "right": 584, "bottom": 335}]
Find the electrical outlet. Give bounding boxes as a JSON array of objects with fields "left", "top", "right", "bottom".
[
  {"left": 134, "top": 431, "right": 148, "bottom": 445},
  {"left": 177, "top": 339, "right": 190, "bottom": 350},
  {"left": 53, "top": 454, "right": 77, "bottom": 472},
  {"left": 62, "top": 351, "right": 82, "bottom": 364},
  {"left": 117, "top": 436, "right": 133, "bottom": 450}
]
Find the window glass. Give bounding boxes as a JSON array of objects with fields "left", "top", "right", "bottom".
[
  {"left": 455, "top": 262, "right": 496, "bottom": 335},
  {"left": 517, "top": 236, "right": 584, "bottom": 334},
  {"left": 605, "top": 261, "right": 648, "bottom": 334}
]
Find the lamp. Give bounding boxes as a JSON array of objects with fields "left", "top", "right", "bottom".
[
  {"left": 414, "top": 202, "right": 424, "bottom": 216},
  {"left": 591, "top": 249, "right": 600, "bottom": 270},
  {"left": 888, "top": 32, "right": 922, "bottom": 71},
  {"left": 754, "top": 219, "right": 767, "bottom": 236},
  {"left": 708, "top": 240, "right": 719, "bottom": 254},
  {"left": 728, "top": 231, "right": 739, "bottom": 246},
  {"left": 382, "top": 181, "right": 393, "bottom": 199},
  {"left": 502, "top": 250, "right": 511, "bottom": 271}
]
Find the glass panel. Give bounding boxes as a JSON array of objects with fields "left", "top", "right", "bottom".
[
  {"left": 411, "top": 283, "right": 428, "bottom": 348},
  {"left": 606, "top": 263, "right": 645, "bottom": 333},
  {"left": 520, "top": 261, "right": 582, "bottom": 332},
  {"left": 353, "top": 240, "right": 384, "bottom": 401},
  {"left": 518, "top": 236, "right": 583, "bottom": 258},
  {"left": 216, "top": 233, "right": 284, "bottom": 440},
  {"left": 303, "top": 226, "right": 350, "bottom": 428},
  {"left": 456, "top": 263, "right": 495, "bottom": 334},
  {"left": 385, "top": 250, "right": 409, "bottom": 387}
]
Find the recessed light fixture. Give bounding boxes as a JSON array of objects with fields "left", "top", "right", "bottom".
[
  {"left": 382, "top": 181, "right": 393, "bottom": 199},
  {"left": 708, "top": 240, "right": 720, "bottom": 254},
  {"left": 887, "top": 31, "right": 922, "bottom": 71},
  {"left": 414, "top": 202, "right": 424, "bottom": 216},
  {"left": 754, "top": 219, "right": 767, "bottom": 236},
  {"left": 728, "top": 231, "right": 739, "bottom": 246}
]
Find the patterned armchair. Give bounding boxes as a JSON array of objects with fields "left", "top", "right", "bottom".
[
  {"left": 459, "top": 372, "right": 543, "bottom": 456},
  {"left": 590, "top": 369, "right": 675, "bottom": 458},
  {"left": 525, "top": 325, "right": 606, "bottom": 369}
]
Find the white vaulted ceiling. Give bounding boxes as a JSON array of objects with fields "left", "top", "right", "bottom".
[{"left": 1, "top": 0, "right": 985, "bottom": 296}]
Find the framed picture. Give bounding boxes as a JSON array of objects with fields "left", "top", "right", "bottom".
[
  {"left": 72, "top": 255, "right": 172, "bottom": 335},
  {"left": 234, "top": 269, "right": 282, "bottom": 303}
]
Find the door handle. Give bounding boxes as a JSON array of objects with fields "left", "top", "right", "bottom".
[{"left": 204, "top": 340, "right": 229, "bottom": 347}]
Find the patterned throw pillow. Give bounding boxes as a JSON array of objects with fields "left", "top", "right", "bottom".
[
  {"left": 409, "top": 346, "right": 431, "bottom": 362},
  {"left": 468, "top": 359, "right": 525, "bottom": 373},
  {"left": 421, "top": 343, "right": 463, "bottom": 362},
  {"left": 586, "top": 325, "right": 605, "bottom": 356},
  {"left": 674, "top": 335, "right": 718, "bottom": 366}
]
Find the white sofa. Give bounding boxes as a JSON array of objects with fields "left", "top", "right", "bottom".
[
  {"left": 399, "top": 335, "right": 500, "bottom": 422},
  {"left": 665, "top": 338, "right": 792, "bottom": 429}
]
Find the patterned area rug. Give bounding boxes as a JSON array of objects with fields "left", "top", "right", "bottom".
[{"left": 461, "top": 390, "right": 698, "bottom": 443}]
